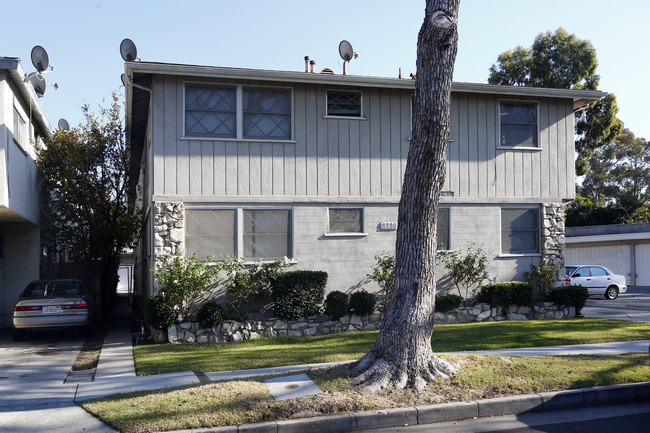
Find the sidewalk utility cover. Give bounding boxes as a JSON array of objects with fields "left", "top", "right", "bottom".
[{"left": 264, "top": 373, "right": 321, "bottom": 401}]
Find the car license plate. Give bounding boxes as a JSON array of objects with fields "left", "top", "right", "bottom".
[{"left": 43, "top": 306, "right": 61, "bottom": 314}]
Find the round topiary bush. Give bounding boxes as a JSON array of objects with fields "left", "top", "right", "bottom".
[
  {"left": 325, "top": 291, "right": 349, "bottom": 320},
  {"left": 145, "top": 295, "right": 177, "bottom": 331},
  {"left": 197, "top": 301, "right": 226, "bottom": 328},
  {"left": 348, "top": 290, "right": 376, "bottom": 316}
]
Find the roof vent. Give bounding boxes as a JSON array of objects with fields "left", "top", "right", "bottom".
[{"left": 320, "top": 68, "right": 334, "bottom": 75}]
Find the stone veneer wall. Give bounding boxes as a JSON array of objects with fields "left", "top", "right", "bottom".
[
  {"left": 168, "top": 302, "right": 575, "bottom": 344},
  {"left": 542, "top": 203, "right": 566, "bottom": 267},
  {"left": 153, "top": 202, "right": 185, "bottom": 278}
]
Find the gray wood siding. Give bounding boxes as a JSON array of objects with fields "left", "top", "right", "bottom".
[{"left": 150, "top": 75, "right": 575, "bottom": 201}]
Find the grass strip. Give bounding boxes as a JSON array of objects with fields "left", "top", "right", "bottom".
[
  {"left": 133, "top": 318, "right": 650, "bottom": 375},
  {"left": 82, "top": 353, "right": 650, "bottom": 433}
]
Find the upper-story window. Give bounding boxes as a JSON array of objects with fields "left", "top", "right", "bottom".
[
  {"left": 185, "top": 84, "right": 292, "bottom": 140},
  {"left": 13, "top": 106, "right": 27, "bottom": 148},
  {"left": 499, "top": 101, "right": 538, "bottom": 148},
  {"left": 185, "top": 85, "right": 236, "bottom": 138},
  {"left": 327, "top": 91, "right": 362, "bottom": 117},
  {"left": 243, "top": 88, "right": 292, "bottom": 139}
]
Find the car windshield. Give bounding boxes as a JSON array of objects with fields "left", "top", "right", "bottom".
[
  {"left": 20, "top": 282, "right": 49, "bottom": 297},
  {"left": 565, "top": 266, "right": 578, "bottom": 276},
  {"left": 48, "top": 282, "right": 84, "bottom": 297}
]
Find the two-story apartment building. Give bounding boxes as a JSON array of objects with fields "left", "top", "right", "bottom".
[
  {"left": 0, "top": 57, "right": 50, "bottom": 328},
  {"left": 124, "top": 61, "right": 605, "bottom": 302}
]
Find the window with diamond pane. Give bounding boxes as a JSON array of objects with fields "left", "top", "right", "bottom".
[
  {"left": 499, "top": 102, "right": 537, "bottom": 147},
  {"left": 185, "top": 210, "right": 236, "bottom": 260},
  {"left": 501, "top": 208, "right": 539, "bottom": 254},
  {"left": 243, "top": 210, "right": 291, "bottom": 259},
  {"left": 437, "top": 208, "right": 449, "bottom": 250},
  {"left": 243, "top": 88, "right": 291, "bottom": 139},
  {"left": 185, "top": 85, "right": 236, "bottom": 137},
  {"left": 327, "top": 91, "right": 361, "bottom": 117},
  {"left": 329, "top": 208, "right": 362, "bottom": 233}
]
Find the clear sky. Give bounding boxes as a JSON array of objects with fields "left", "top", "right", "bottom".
[{"left": 4, "top": 0, "right": 649, "bottom": 139}]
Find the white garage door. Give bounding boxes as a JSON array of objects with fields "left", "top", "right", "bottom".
[
  {"left": 565, "top": 245, "right": 632, "bottom": 285},
  {"left": 634, "top": 244, "right": 650, "bottom": 286}
]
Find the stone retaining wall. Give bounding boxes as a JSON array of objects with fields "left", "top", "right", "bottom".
[{"left": 167, "top": 302, "right": 575, "bottom": 344}]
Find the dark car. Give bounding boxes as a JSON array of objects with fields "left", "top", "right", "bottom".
[{"left": 12, "top": 279, "right": 94, "bottom": 341}]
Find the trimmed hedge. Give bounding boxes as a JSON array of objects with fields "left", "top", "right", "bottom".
[
  {"left": 349, "top": 290, "right": 376, "bottom": 316},
  {"left": 197, "top": 301, "right": 226, "bottom": 328},
  {"left": 325, "top": 291, "right": 349, "bottom": 320},
  {"left": 435, "top": 293, "right": 463, "bottom": 313},
  {"left": 146, "top": 295, "right": 177, "bottom": 331},
  {"left": 476, "top": 282, "right": 534, "bottom": 308},
  {"left": 548, "top": 285, "right": 589, "bottom": 316},
  {"left": 272, "top": 270, "right": 328, "bottom": 320}
]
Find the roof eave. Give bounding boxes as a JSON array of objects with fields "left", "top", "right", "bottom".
[{"left": 124, "top": 61, "right": 607, "bottom": 107}]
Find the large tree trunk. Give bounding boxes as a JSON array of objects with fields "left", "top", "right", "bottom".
[{"left": 347, "top": 0, "right": 460, "bottom": 392}]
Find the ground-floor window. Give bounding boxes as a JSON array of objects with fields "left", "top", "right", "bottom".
[
  {"left": 501, "top": 207, "right": 539, "bottom": 254},
  {"left": 185, "top": 208, "right": 292, "bottom": 261},
  {"left": 328, "top": 208, "right": 363, "bottom": 234},
  {"left": 437, "top": 207, "right": 450, "bottom": 250}
]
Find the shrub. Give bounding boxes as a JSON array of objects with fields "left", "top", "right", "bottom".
[
  {"left": 435, "top": 293, "right": 463, "bottom": 313},
  {"left": 476, "top": 282, "right": 534, "bottom": 309},
  {"left": 146, "top": 295, "right": 177, "bottom": 331},
  {"left": 155, "top": 254, "right": 220, "bottom": 320},
  {"left": 272, "top": 271, "right": 328, "bottom": 320},
  {"left": 197, "top": 301, "right": 226, "bottom": 328},
  {"left": 438, "top": 243, "right": 493, "bottom": 306},
  {"left": 325, "top": 291, "right": 349, "bottom": 320},
  {"left": 524, "top": 258, "right": 563, "bottom": 301},
  {"left": 348, "top": 290, "right": 376, "bottom": 316},
  {"left": 367, "top": 253, "right": 396, "bottom": 303},
  {"left": 548, "top": 285, "right": 589, "bottom": 316},
  {"left": 224, "top": 258, "right": 288, "bottom": 316}
]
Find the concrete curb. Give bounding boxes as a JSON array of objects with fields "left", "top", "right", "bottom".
[{"left": 156, "top": 381, "right": 650, "bottom": 433}]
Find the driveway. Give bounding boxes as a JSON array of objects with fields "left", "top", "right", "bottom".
[
  {"left": 582, "top": 286, "right": 650, "bottom": 322},
  {"left": 0, "top": 328, "right": 114, "bottom": 432}
]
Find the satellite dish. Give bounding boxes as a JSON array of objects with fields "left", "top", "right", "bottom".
[
  {"left": 58, "top": 118, "right": 70, "bottom": 131},
  {"left": 339, "top": 40, "right": 354, "bottom": 62},
  {"left": 120, "top": 38, "right": 138, "bottom": 61},
  {"left": 31, "top": 45, "right": 49, "bottom": 72},
  {"left": 27, "top": 72, "right": 46, "bottom": 97}
]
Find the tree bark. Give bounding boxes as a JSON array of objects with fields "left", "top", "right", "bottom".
[{"left": 346, "top": 0, "right": 460, "bottom": 392}]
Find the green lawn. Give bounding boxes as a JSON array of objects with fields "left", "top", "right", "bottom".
[
  {"left": 84, "top": 352, "right": 650, "bottom": 433},
  {"left": 133, "top": 318, "right": 650, "bottom": 375}
]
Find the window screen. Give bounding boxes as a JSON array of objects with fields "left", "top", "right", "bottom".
[
  {"left": 185, "top": 85, "right": 236, "bottom": 137},
  {"left": 243, "top": 88, "right": 291, "bottom": 139},
  {"left": 243, "top": 210, "right": 291, "bottom": 259},
  {"left": 501, "top": 208, "right": 539, "bottom": 254},
  {"left": 437, "top": 208, "right": 449, "bottom": 250},
  {"left": 327, "top": 91, "right": 362, "bottom": 117},
  {"left": 499, "top": 102, "right": 537, "bottom": 147},
  {"left": 185, "top": 210, "right": 236, "bottom": 260},
  {"left": 329, "top": 208, "right": 362, "bottom": 233}
]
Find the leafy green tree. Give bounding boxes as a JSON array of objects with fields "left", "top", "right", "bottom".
[
  {"left": 488, "top": 28, "right": 622, "bottom": 174},
  {"left": 37, "top": 94, "right": 141, "bottom": 314},
  {"left": 570, "top": 129, "right": 650, "bottom": 226}
]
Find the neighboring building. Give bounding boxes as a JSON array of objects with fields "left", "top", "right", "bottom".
[
  {"left": 0, "top": 57, "right": 51, "bottom": 328},
  {"left": 566, "top": 223, "right": 650, "bottom": 286},
  {"left": 123, "top": 61, "right": 605, "bottom": 302}
]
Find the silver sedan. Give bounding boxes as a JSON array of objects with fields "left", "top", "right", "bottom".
[{"left": 12, "top": 279, "right": 94, "bottom": 341}]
